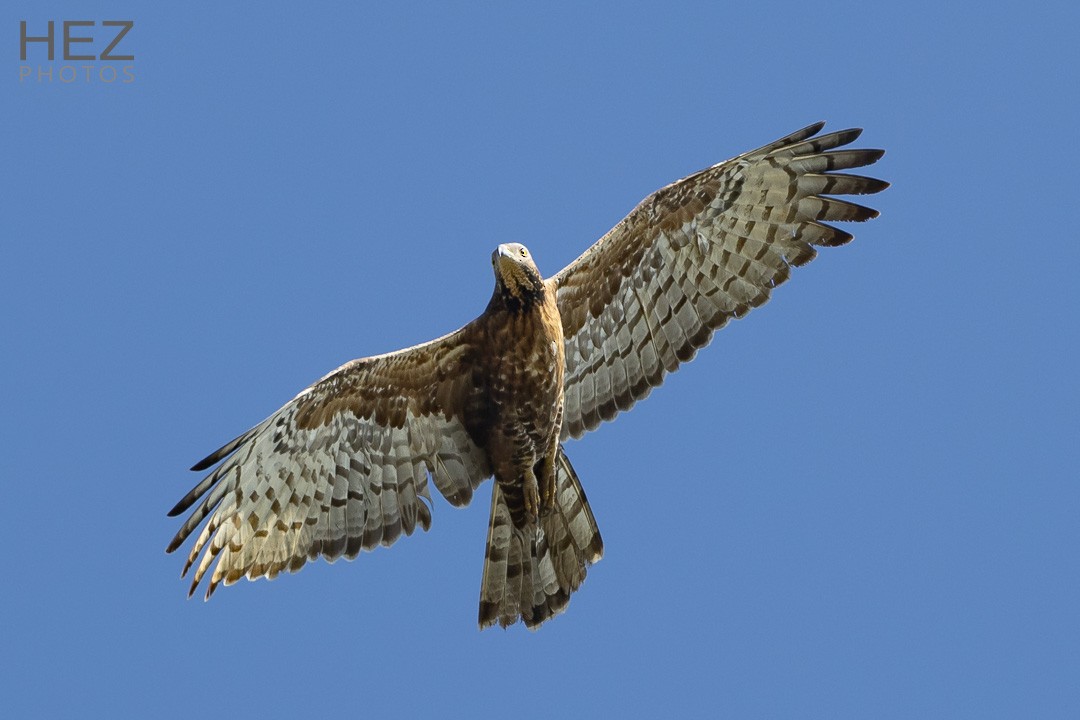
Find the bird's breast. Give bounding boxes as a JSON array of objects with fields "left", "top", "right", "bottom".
[{"left": 483, "top": 294, "right": 565, "bottom": 432}]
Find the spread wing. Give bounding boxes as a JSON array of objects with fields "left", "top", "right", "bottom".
[
  {"left": 167, "top": 327, "right": 491, "bottom": 599},
  {"left": 550, "top": 122, "right": 888, "bottom": 439}
]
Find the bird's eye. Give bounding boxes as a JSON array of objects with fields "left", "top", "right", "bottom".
[{"left": 519, "top": 248, "right": 528, "bottom": 257}]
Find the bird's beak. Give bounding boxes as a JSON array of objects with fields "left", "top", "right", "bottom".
[{"left": 495, "top": 244, "right": 517, "bottom": 275}]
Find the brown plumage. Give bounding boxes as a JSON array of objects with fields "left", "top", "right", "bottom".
[{"left": 167, "top": 122, "right": 888, "bottom": 629}]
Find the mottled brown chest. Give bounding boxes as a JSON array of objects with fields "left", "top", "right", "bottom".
[{"left": 482, "top": 287, "right": 565, "bottom": 443}]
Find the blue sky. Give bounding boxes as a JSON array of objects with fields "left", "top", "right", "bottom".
[{"left": 4, "top": 2, "right": 1078, "bottom": 717}]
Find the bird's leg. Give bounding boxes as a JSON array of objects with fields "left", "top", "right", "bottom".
[
  {"left": 535, "top": 446, "right": 558, "bottom": 516},
  {"left": 510, "top": 439, "right": 541, "bottom": 522},
  {"left": 535, "top": 405, "right": 564, "bottom": 516},
  {"left": 522, "top": 465, "right": 540, "bottom": 520}
]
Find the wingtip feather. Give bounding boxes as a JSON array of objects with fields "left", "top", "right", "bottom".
[
  {"left": 165, "top": 534, "right": 183, "bottom": 554},
  {"left": 862, "top": 148, "right": 886, "bottom": 165},
  {"left": 190, "top": 455, "right": 217, "bottom": 472},
  {"left": 859, "top": 177, "right": 890, "bottom": 194},
  {"left": 832, "top": 127, "right": 863, "bottom": 145}
]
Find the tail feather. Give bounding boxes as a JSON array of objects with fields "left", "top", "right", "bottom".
[{"left": 478, "top": 447, "right": 603, "bottom": 630}]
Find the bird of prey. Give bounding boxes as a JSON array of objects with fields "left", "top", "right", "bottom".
[{"left": 167, "top": 122, "right": 887, "bottom": 629}]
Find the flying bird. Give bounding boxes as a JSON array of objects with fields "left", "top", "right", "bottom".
[{"left": 167, "top": 122, "right": 888, "bottom": 629}]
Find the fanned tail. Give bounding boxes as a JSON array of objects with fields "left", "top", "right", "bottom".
[{"left": 478, "top": 447, "right": 603, "bottom": 630}]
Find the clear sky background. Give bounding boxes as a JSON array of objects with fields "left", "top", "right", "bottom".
[{"left": 4, "top": 2, "right": 1078, "bottom": 717}]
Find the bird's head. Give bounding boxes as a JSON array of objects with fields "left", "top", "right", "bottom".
[{"left": 491, "top": 243, "right": 545, "bottom": 309}]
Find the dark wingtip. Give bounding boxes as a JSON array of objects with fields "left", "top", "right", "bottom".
[
  {"left": 863, "top": 148, "right": 886, "bottom": 164},
  {"left": 190, "top": 455, "right": 216, "bottom": 472},
  {"left": 861, "top": 177, "right": 891, "bottom": 194},
  {"left": 190, "top": 428, "right": 253, "bottom": 472},
  {"left": 165, "top": 529, "right": 186, "bottom": 553},
  {"left": 835, "top": 127, "right": 864, "bottom": 144}
]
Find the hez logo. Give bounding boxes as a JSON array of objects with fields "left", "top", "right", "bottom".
[{"left": 19, "top": 20, "right": 135, "bottom": 84}]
